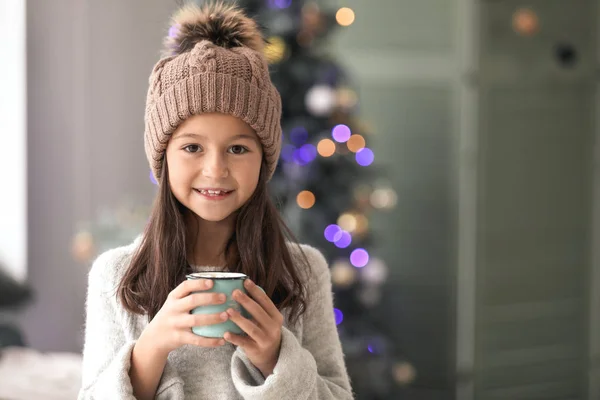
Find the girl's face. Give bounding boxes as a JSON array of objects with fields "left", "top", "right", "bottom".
[{"left": 165, "top": 113, "right": 263, "bottom": 223}]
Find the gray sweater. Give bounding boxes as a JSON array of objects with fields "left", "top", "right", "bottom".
[{"left": 78, "top": 238, "right": 353, "bottom": 399}]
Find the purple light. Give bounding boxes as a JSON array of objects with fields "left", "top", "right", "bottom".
[
  {"left": 168, "top": 24, "right": 180, "bottom": 38},
  {"left": 269, "top": 0, "right": 292, "bottom": 9},
  {"left": 292, "top": 149, "right": 308, "bottom": 165},
  {"left": 334, "top": 231, "right": 352, "bottom": 249},
  {"left": 324, "top": 224, "right": 342, "bottom": 242},
  {"left": 350, "top": 248, "right": 369, "bottom": 268},
  {"left": 281, "top": 144, "right": 295, "bottom": 163},
  {"left": 356, "top": 147, "right": 375, "bottom": 167},
  {"left": 368, "top": 345, "right": 374, "bottom": 354},
  {"left": 290, "top": 126, "right": 308, "bottom": 146},
  {"left": 333, "top": 308, "right": 344, "bottom": 325},
  {"left": 149, "top": 170, "right": 158, "bottom": 185},
  {"left": 298, "top": 144, "right": 317, "bottom": 163},
  {"left": 332, "top": 124, "right": 351, "bottom": 143}
]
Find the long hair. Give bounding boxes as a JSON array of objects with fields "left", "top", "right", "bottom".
[{"left": 117, "top": 158, "right": 309, "bottom": 325}]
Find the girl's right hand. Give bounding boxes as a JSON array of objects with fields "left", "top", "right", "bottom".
[{"left": 141, "top": 278, "right": 229, "bottom": 356}]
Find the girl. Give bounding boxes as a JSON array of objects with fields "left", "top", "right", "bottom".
[{"left": 78, "top": 2, "right": 353, "bottom": 400}]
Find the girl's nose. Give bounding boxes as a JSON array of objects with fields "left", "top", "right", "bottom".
[{"left": 202, "top": 152, "right": 229, "bottom": 179}]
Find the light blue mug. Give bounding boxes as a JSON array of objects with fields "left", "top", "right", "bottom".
[{"left": 186, "top": 271, "right": 252, "bottom": 338}]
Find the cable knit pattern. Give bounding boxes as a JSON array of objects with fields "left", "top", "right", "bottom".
[
  {"left": 78, "top": 238, "right": 354, "bottom": 400},
  {"left": 144, "top": 38, "right": 282, "bottom": 182}
]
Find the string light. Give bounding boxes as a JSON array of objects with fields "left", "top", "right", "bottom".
[
  {"left": 512, "top": 8, "right": 539, "bottom": 36},
  {"left": 296, "top": 190, "right": 316, "bottom": 209},
  {"left": 149, "top": 170, "right": 158, "bottom": 185},
  {"left": 333, "top": 308, "right": 344, "bottom": 325},
  {"left": 338, "top": 213, "right": 357, "bottom": 232},
  {"left": 332, "top": 124, "right": 351, "bottom": 143},
  {"left": 324, "top": 224, "right": 343, "bottom": 242},
  {"left": 350, "top": 248, "right": 369, "bottom": 268},
  {"left": 346, "top": 134, "right": 366, "bottom": 153},
  {"left": 334, "top": 231, "right": 352, "bottom": 248},
  {"left": 317, "top": 139, "right": 336, "bottom": 157},
  {"left": 331, "top": 260, "right": 357, "bottom": 288},
  {"left": 336, "top": 7, "right": 355, "bottom": 26},
  {"left": 356, "top": 147, "right": 374, "bottom": 166},
  {"left": 264, "top": 36, "right": 287, "bottom": 64}
]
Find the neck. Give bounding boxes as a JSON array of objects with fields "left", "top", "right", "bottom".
[{"left": 186, "top": 212, "right": 236, "bottom": 267}]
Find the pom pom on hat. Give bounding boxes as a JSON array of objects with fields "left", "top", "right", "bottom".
[{"left": 164, "top": 2, "right": 264, "bottom": 56}]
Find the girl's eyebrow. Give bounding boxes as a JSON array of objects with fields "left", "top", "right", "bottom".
[{"left": 173, "top": 132, "right": 258, "bottom": 144}]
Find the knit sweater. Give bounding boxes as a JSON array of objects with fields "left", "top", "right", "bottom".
[{"left": 77, "top": 238, "right": 353, "bottom": 399}]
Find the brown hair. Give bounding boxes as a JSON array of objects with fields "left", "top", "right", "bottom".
[{"left": 117, "top": 159, "right": 309, "bottom": 325}]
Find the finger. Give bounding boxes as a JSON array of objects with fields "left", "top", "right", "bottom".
[
  {"left": 244, "top": 280, "right": 281, "bottom": 321},
  {"left": 180, "top": 331, "right": 226, "bottom": 348},
  {"left": 170, "top": 279, "right": 213, "bottom": 300},
  {"left": 224, "top": 331, "right": 254, "bottom": 348},
  {"left": 232, "top": 289, "right": 272, "bottom": 328},
  {"left": 177, "top": 312, "right": 229, "bottom": 329},
  {"left": 177, "top": 292, "right": 226, "bottom": 312},
  {"left": 227, "top": 308, "right": 267, "bottom": 344}
]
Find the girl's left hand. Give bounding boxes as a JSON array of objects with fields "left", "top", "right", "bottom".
[{"left": 224, "top": 279, "right": 284, "bottom": 378}]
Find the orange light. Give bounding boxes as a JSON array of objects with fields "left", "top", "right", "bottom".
[
  {"left": 347, "top": 134, "right": 365, "bottom": 153},
  {"left": 317, "top": 139, "right": 336, "bottom": 157},
  {"left": 336, "top": 7, "right": 355, "bottom": 27},
  {"left": 297, "top": 190, "right": 316, "bottom": 209}
]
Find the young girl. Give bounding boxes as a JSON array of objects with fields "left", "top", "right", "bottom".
[{"left": 78, "top": 3, "right": 353, "bottom": 400}]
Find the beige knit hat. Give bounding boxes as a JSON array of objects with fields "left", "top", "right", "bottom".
[{"left": 144, "top": 2, "right": 282, "bottom": 181}]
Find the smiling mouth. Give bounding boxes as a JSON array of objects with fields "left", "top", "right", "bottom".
[{"left": 194, "top": 189, "right": 234, "bottom": 198}]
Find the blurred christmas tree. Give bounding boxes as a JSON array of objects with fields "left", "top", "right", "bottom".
[{"left": 228, "top": 1, "right": 412, "bottom": 398}]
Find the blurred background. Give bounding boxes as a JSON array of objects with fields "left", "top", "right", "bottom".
[{"left": 1, "top": 0, "right": 599, "bottom": 399}]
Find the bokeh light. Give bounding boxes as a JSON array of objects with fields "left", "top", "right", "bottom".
[
  {"left": 512, "top": 8, "right": 539, "bottom": 36},
  {"left": 168, "top": 24, "right": 180, "bottom": 38},
  {"left": 334, "top": 231, "right": 352, "bottom": 248},
  {"left": 150, "top": 170, "right": 158, "bottom": 185},
  {"left": 290, "top": 126, "right": 308, "bottom": 146},
  {"left": 317, "top": 138, "right": 336, "bottom": 157},
  {"left": 296, "top": 190, "right": 316, "bottom": 209},
  {"left": 332, "top": 124, "right": 352, "bottom": 143},
  {"left": 264, "top": 36, "right": 287, "bottom": 64},
  {"left": 370, "top": 187, "right": 398, "bottom": 209},
  {"left": 336, "top": 87, "right": 358, "bottom": 109},
  {"left": 336, "top": 7, "right": 355, "bottom": 27},
  {"left": 346, "top": 134, "right": 366, "bottom": 153},
  {"left": 324, "top": 224, "right": 343, "bottom": 242},
  {"left": 269, "top": 0, "right": 292, "bottom": 9},
  {"left": 393, "top": 362, "right": 417, "bottom": 385},
  {"left": 331, "top": 260, "right": 357, "bottom": 288},
  {"left": 337, "top": 213, "right": 357, "bottom": 233},
  {"left": 361, "top": 258, "right": 388, "bottom": 284},
  {"left": 306, "top": 85, "right": 336, "bottom": 116},
  {"left": 350, "top": 248, "right": 369, "bottom": 268},
  {"left": 333, "top": 308, "right": 344, "bottom": 325},
  {"left": 298, "top": 144, "right": 317, "bottom": 163},
  {"left": 356, "top": 147, "right": 374, "bottom": 166},
  {"left": 281, "top": 144, "right": 295, "bottom": 163}
]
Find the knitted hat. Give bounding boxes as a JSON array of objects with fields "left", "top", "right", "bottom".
[{"left": 144, "top": 2, "right": 282, "bottom": 181}]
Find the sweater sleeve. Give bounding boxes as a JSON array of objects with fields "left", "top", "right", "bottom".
[
  {"left": 77, "top": 249, "right": 184, "bottom": 400},
  {"left": 231, "top": 245, "right": 354, "bottom": 400}
]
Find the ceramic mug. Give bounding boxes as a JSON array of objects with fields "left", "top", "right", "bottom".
[{"left": 186, "top": 272, "right": 251, "bottom": 338}]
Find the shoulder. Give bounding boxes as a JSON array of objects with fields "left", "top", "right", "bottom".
[
  {"left": 87, "top": 235, "right": 142, "bottom": 293},
  {"left": 287, "top": 242, "right": 330, "bottom": 283}
]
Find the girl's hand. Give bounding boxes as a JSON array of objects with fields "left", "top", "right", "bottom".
[
  {"left": 224, "top": 279, "right": 284, "bottom": 378},
  {"left": 143, "top": 278, "right": 230, "bottom": 357}
]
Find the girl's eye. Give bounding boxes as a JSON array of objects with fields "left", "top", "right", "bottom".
[
  {"left": 229, "top": 145, "right": 248, "bottom": 155},
  {"left": 183, "top": 144, "right": 201, "bottom": 153}
]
